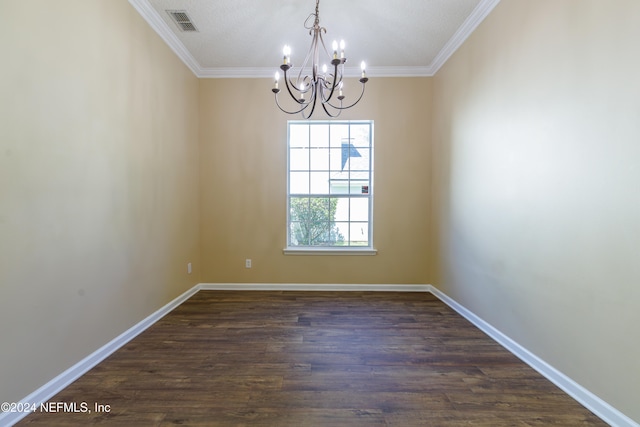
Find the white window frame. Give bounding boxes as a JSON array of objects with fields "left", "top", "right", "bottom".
[{"left": 284, "top": 120, "right": 376, "bottom": 255}]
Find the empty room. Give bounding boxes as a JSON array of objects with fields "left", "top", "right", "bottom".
[{"left": 0, "top": 0, "right": 638, "bottom": 426}]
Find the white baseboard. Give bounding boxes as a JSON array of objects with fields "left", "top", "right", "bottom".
[
  {"left": 0, "top": 285, "right": 201, "bottom": 427},
  {"left": 3, "top": 283, "right": 635, "bottom": 427},
  {"left": 430, "top": 286, "right": 638, "bottom": 427},
  {"left": 199, "top": 282, "right": 431, "bottom": 292}
]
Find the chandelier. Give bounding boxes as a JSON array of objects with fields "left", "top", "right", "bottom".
[{"left": 271, "top": 0, "right": 368, "bottom": 118}]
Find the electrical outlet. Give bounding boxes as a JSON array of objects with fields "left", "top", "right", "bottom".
[
  {"left": 245, "top": 259, "right": 252, "bottom": 268},
  {"left": 187, "top": 262, "right": 192, "bottom": 274}
]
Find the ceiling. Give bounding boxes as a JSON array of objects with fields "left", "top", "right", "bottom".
[{"left": 128, "top": 0, "right": 500, "bottom": 78}]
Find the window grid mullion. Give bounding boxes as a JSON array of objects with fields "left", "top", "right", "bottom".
[
  {"left": 307, "top": 124, "right": 311, "bottom": 244},
  {"left": 346, "top": 123, "right": 351, "bottom": 245}
]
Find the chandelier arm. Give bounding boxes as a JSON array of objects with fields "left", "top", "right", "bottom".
[
  {"left": 318, "top": 29, "right": 345, "bottom": 105},
  {"left": 320, "top": 61, "right": 342, "bottom": 104},
  {"left": 324, "top": 80, "right": 367, "bottom": 110},
  {"left": 273, "top": 93, "right": 311, "bottom": 115},
  {"left": 282, "top": 69, "right": 299, "bottom": 101},
  {"left": 320, "top": 101, "right": 342, "bottom": 118},
  {"left": 320, "top": 74, "right": 333, "bottom": 90},
  {"left": 317, "top": 29, "right": 334, "bottom": 65},
  {"left": 297, "top": 39, "right": 315, "bottom": 83},
  {"left": 318, "top": 31, "right": 337, "bottom": 92},
  {"left": 301, "top": 91, "right": 319, "bottom": 119},
  {"left": 311, "top": 26, "right": 327, "bottom": 82},
  {"left": 302, "top": 99, "right": 316, "bottom": 120},
  {"left": 283, "top": 68, "right": 312, "bottom": 106},
  {"left": 297, "top": 19, "right": 323, "bottom": 85},
  {"left": 283, "top": 68, "right": 301, "bottom": 100}
]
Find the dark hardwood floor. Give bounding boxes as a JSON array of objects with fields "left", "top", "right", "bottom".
[{"left": 18, "top": 291, "right": 606, "bottom": 426}]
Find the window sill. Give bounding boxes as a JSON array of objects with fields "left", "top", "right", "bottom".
[{"left": 283, "top": 247, "right": 378, "bottom": 256}]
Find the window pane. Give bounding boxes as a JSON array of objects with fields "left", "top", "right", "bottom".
[
  {"left": 290, "top": 124, "right": 309, "bottom": 148},
  {"left": 350, "top": 198, "right": 369, "bottom": 222},
  {"left": 289, "top": 147, "right": 309, "bottom": 171},
  {"left": 290, "top": 196, "right": 346, "bottom": 246},
  {"left": 289, "top": 197, "right": 309, "bottom": 221},
  {"left": 310, "top": 172, "right": 329, "bottom": 194},
  {"left": 310, "top": 224, "right": 330, "bottom": 246},
  {"left": 289, "top": 221, "right": 307, "bottom": 245},
  {"left": 349, "top": 222, "right": 369, "bottom": 246},
  {"left": 310, "top": 124, "right": 329, "bottom": 148},
  {"left": 351, "top": 124, "right": 370, "bottom": 147},
  {"left": 334, "top": 222, "right": 349, "bottom": 244},
  {"left": 289, "top": 198, "right": 332, "bottom": 246},
  {"left": 333, "top": 197, "right": 349, "bottom": 221},
  {"left": 330, "top": 124, "right": 349, "bottom": 147},
  {"left": 329, "top": 148, "right": 344, "bottom": 172},
  {"left": 328, "top": 222, "right": 346, "bottom": 245},
  {"left": 307, "top": 197, "right": 330, "bottom": 222},
  {"left": 289, "top": 172, "right": 309, "bottom": 194},
  {"left": 309, "top": 147, "right": 329, "bottom": 170}
]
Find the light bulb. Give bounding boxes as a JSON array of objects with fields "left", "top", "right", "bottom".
[
  {"left": 340, "top": 40, "right": 345, "bottom": 58},
  {"left": 283, "top": 45, "right": 291, "bottom": 64},
  {"left": 332, "top": 40, "right": 338, "bottom": 58},
  {"left": 360, "top": 61, "right": 367, "bottom": 78},
  {"left": 322, "top": 64, "right": 327, "bottom": 74},
  {"left": 274, "top": 72, "right": 280, "bottom": 89}
]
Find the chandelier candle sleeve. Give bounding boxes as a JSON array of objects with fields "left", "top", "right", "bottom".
[
  {"left": 283, "top": 45, "right": 291, "bottom": 65},
  {"left": 271, "top": 0, "right": 368, "bottom": 118}
]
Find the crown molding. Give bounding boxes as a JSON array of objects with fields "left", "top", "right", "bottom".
[
  {"left": 428, "top": 0, "right": 501, "bottom": 75},
  {"left": 367, "top": 66, "right": 435, "bottom": 78},
  {"left": 129, "top": 0, "right": 500, "bottom": 79},
  {"left": 197, "top": 66, "right": 435, "bottom": 79},
  {"left": 127, "top": 0, "right": 204, "bottom": 76}
]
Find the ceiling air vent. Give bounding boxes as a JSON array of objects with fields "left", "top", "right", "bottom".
[{"left": 166, "top": 10, "right": 198, "bottom": 32}]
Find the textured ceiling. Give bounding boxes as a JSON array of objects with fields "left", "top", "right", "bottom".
[{"left": 129, "top": 0, "right": 500, "bottom": 77}]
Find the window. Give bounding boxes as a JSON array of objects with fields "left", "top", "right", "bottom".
[{"left": 286, "top": 120, "right": 375, "bottom": 254}]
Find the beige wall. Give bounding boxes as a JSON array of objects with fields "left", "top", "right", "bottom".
[
  {"left": 431, "top": 0, "right": 640, "bottom": 422},
  {"left": 199, "top": 77, "right": 432, "bottom": 284},
  {"left": 0, "top": 0, "right": 200, "bottom": 404}
]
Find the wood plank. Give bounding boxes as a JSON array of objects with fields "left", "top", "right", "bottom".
[{"left": 18, "top": 291, "right": 606, "bottom": 426}]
